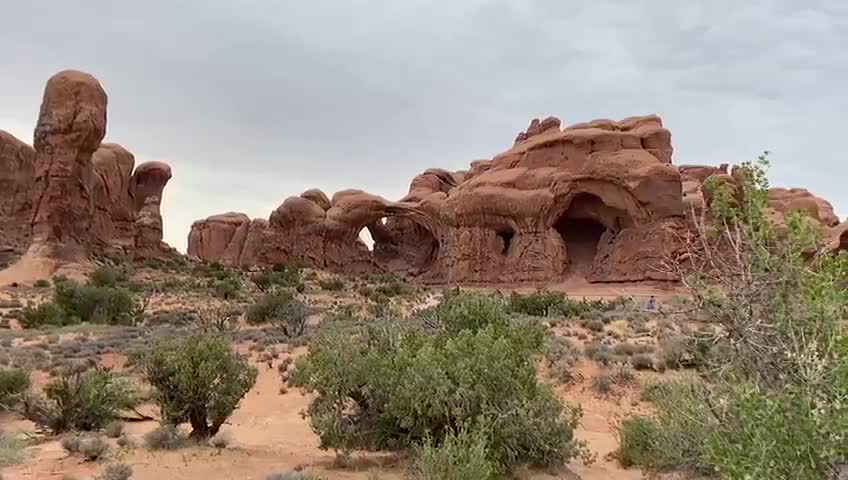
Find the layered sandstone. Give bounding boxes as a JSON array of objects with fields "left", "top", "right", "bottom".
[
  {"left": 190, "top": 113, "right": 843, "bottom": 283},
  {"left": 0, "top": 70, "right": 175, "bottom": 273},
  {"left": 190, "top": 115, "right": 688, "bottom": 282}
]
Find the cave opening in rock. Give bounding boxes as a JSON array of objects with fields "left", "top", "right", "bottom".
[
  {"left": 496, "top": 229, "right": 514, "bottom": 255},
  {"left": 554, "top": 193, "right": 621, "bottom": 274},
  {"left": 555, "top": 218, "right": 605, "bottom": 272}
]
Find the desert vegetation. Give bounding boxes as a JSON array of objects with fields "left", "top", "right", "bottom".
[
  {"left": 616, "top": 155, "right": 848, "bottom": 479},
  {"left": 0, "top": 158, "right": 842, "bottom": 480}
]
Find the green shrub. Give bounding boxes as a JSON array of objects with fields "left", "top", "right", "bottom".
[
  {"left": 507, "top": 290, "right": 566, "bottom": 317},
  {"left": 618, "top": 417, "right": 665, "bottom": 468},
  {"left": 213, "top": 278, "right": 242, "bottom": 300},
  {"left": 143, "top": 425, "right": 187, "bottom": 450},
  {"left": 20, "top": 302, "right": 67, "bottom": 328},
  {"left": 616, "top": 381, "right": 713, "bottom": 472},
  {"left": 421, "top": 291, "right": 509, "bottom": 334},
  {"left": 33, "top": 279, "right": 51, "bottom": 288},
  {"left": 317, "top": 278, "right": 345, "bottom": 291},
  {"left": 88, "top": 266, "right": 127, "bottom": 288},
  {"left": 291, "top": 315, "right": 588, "bottom": 471},
  {"left": 246, "top": 292, "right": 309, "bottom": 337},
  {"left": 0, "top": 368, "right": 30, "bottom": 407},
  {"left": 142, "top": 334, "right": 257, "bottom": 439},
  {"left": 23, "top": 367, "right": 139, "bottom": 434},
  {"left": 410, "top": 426, "right": 497, "bottom": 480},
  {"left": 50, "top": 280, "right": 138, "bottom": 326},
  {"left": 508, "top": 291, "right": 628, "bottom": 318},
  {"left": 98, "top": 463, "right": 133, "bottom": 480},
  {"left": 252, "top": 265, "right": 303, "bottom": 291}
]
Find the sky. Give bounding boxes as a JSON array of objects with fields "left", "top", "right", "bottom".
[{"left": 1, "top": 1, "right": 846, "bottom": 251}]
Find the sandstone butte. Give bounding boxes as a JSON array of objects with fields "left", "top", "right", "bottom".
[
  {"left": 0, "top": 70, "right": 175, "bottom": 280},
  {"left": 1, "top": 71, "right": 845, "bottom": 283}
]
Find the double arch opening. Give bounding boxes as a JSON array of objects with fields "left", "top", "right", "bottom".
[{"left": 356, "top": 208, "right": 440, "bottom": 274}]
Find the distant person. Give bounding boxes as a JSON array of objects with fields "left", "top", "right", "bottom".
[{"left": 646, "top": 295, "right": 657, "bottom": 311}]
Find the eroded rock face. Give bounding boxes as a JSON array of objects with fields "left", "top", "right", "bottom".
[
  {"left": 190, "top": 115, "right": 687, "bottom": 282},
  {"left": 189, "top": 113, "right": 842, "bottom": 283},
  {"left": 0, "top": 70, "right": 175, "bottom": 269},
  {"left": 0, "top": 131, "right": 36, "bottom": 251}
]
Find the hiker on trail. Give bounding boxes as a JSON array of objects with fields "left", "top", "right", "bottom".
[{"left": 646, "top": 295, "right": 657, "bottom": 311}]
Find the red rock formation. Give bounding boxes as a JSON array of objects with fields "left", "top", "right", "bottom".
[
  {"left": 188, "top": 113, "right": 844, "bottom": 284},
  {"left": 190, "top": 115, "right": 687, "bottom": 283},
  {"left": 130, "top": 161, "right": 173, "bottom": 256},
  {"left": 0, "top": 131, "right": 36, "bottom": 251},
  {"left": 28, "top": 70, "right": 108, "bottom": 260},
  {"left": 0, "top": 70, "right": 175, "bottom": 273},
  {"left": 766, "top": 188, "right": 840, "bottom": 228}
]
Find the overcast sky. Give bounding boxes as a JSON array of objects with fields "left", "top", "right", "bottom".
[{"left": 1, "top": 1, "right": 846, "bottom": 251}]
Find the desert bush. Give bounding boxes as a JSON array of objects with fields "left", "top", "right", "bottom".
[
  {"left": 97, "top": 463, "right": 133, "bottom": 480},
  {"left": 143, "top": 425, "right": 188, "bottom": 450},
  {"left": 104, "top": 420, "right": 124, "bottom": 438},
  {"left": 20, "top": 302, "right": 67, "bottom": 328},
  {"left": 33, "top": 279, "right": 51, "bottom": 288},
  {"left": 542, "top": 336, "right": 579, "bottom": 367},
  {"left": 142, "top": 333, "right": 257, "bottom": 439},
  {"left": 0, "top": 368, "right": 30, "bottom": 408},
  {"left": 246, "top": 292, "right": 309, "bottom": 337},
  {"left": 623, "top": 155, "right": 848, "bottom": 478},
  {"left": 116, "top": 434, "right": 133, "bottom": 448},
  {"left": 21, "top": 280, "right": 140, "bottom": 328},
  {"left": 612, "top": 342, "right": 652, "bottom": 357},
  {"left": 291, "top": 312, "right": 589, "bottom": 472},
  {"left": 409, "top": 426, "right": 497, "bottom": 480},
  {"left": 23, "top": 367, "right": 139, "bottom": 434},
  {"left": 583, "top": 342, "right": 625, "bottom": 366},
  {"left": 507, "top": 290, "right": 567, "bottom": 317},
  {"left": 63, "top": 434, "right": 110, "bottom": 460},
  {"left": 89, "top": 266, "right": 128, "bottom": 288},
  {"left": 617, "top": 381, "right": 713, "bottom": 472},
  {"left": 317, "top": 278, "right": 345, "bottom": 291},
  {"left": 0, "top": 433, "right": 24, "bottom": 467},
  {"left": 213, "top": 278, "right": 242, "bottom": 300},
  {"left": 418, "top": 291, "right": 509, "bottom": 334},
  {"left": 590, "top": 374, "right": 613, "bottom": 395},
  {"left": 252, "top": 265, "right": 303, "bottom": 292},
  {"left": 630, "top": 354, "right": 654, "bottom": 371}
]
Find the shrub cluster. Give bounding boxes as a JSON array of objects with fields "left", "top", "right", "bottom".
[
  {"left": 507, "top": 290, "right": 627, "bottom": 318},
  {"left": 21, "top": 277, "right": 139, "bottom": 328},
  {"left": 292, "top": 292, "right": 590, "bottom": 473},
  {"left": 251, "top": 264, "right": 303, "bottom": 292}
]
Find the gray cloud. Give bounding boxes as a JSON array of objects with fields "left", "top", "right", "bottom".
[{"left": 1, "top": 0, "right": 846, "bottom": 250}]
